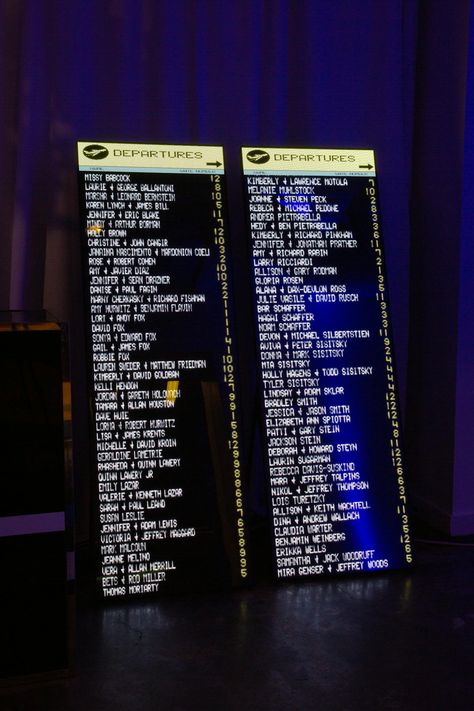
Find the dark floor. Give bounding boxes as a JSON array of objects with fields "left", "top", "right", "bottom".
[{"left": 2, "top": 537, "right": 474, "bottom": 711}]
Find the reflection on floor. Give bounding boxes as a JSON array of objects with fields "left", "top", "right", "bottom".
[{"left": 2, "top": 539, "right": 474, "bottom": 711}]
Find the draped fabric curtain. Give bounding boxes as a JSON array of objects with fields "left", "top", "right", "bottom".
[{"left": 0, "top": 0, "right": 418, "bottom": 534}]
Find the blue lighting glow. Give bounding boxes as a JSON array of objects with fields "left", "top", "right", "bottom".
[{"left": 244, "top": 148, "right": 413, "bottom": 580}]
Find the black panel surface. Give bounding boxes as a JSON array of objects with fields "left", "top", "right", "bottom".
[
  {"left": 0, "top": 321, "right": 70, "bottom": 681},
  {"left": 0, "top": 329, "right": 64, "bottom": 517},
  {"left": 0, "top": 532, "right": 68, "bottom": 677}
]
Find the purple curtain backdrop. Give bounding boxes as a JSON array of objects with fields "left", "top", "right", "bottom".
[{"left": 0, "top": 0, "right": 418, "bottom": 537}]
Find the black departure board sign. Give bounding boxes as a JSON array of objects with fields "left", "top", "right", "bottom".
[
  {"left": 242, "top": 147, "right": 412, "bottom": 580},
  {"left": 78, "top": 142, "right": 247, "bottom": 598}
]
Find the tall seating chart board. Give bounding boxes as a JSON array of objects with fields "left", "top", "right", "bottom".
[
  {"left": 242, "top": 147, "right": 412, "bottom": 580},
  {"left": 78, "top": 142, "right": 247, "bottom": 598}
]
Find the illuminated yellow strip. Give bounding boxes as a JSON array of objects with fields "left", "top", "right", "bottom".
[{"left": 165, "top": 380, "right": 179, "bottom": 405}]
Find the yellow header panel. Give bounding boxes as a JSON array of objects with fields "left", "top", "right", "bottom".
[
  {"left": 241, "top": 147, "right": 375, "bottom": 175},
  {"left": 77, "top": 142, "right": 224, "bottom": 172}
]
